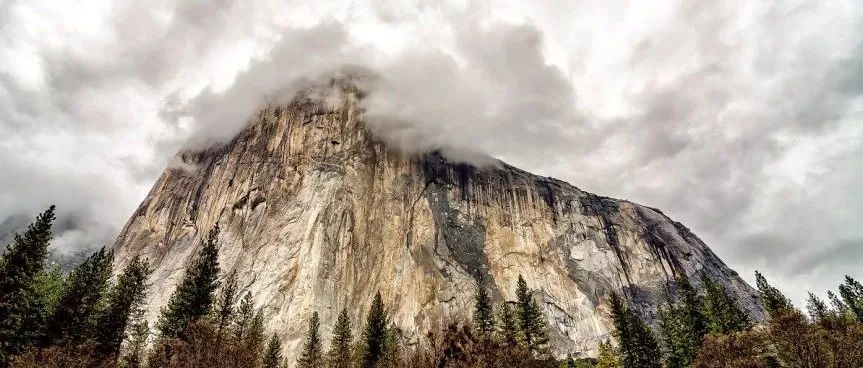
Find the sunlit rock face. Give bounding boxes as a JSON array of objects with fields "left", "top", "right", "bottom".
[{"left": 112, "top": 79, "right": 762, "bottom": 361}]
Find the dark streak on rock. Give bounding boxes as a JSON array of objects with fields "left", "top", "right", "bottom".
[
  {"left": 454, "top": 163, "right": 474, "bottom": 201},
  {"left": 578, "top": 193, "right": 630, "bottom": 285}
]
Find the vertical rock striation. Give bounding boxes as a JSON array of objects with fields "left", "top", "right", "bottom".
[{"left": 112, "top": 79, "right": 762, "bottom": 360}]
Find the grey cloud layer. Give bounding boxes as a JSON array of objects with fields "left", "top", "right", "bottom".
[{"left": 1, "top": 0, "right": 860, "bottom": 305}]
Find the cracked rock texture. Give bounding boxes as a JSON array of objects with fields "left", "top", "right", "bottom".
[{"left": 112, "top": 81, "right": 763, "bottom": 361}]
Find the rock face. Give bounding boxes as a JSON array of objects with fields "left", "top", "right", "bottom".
[{"left": 112, "top": 80, "right": 762, "bottom": 360}]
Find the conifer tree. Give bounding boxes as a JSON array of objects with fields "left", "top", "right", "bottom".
[
  {"left": 806, "top": 292, "right": 829, "bottom": 323},
  {"left": 298, "top": 311, "right": 323, "bottom": 368},
  {"left": 700, "top": 274, "right": 751, "bottom": 333},
  {"left": 244, "top": 309, "right": 266, "bottom": 362},
  {"left": 473, "top": 275, "right": 494, "bottom": 337},
  {"left": 659, "top": 276, "right": 708, "bottom": 368},
  {"left": 262, "top": 334, "right": 282, "bottom": 368},
  {"left": 380, "top": 326, "right": 403, "bottom": 368},
  {"left": 156, "top": 226, "right": 221, "bottom": 338},
  {"left": 229, "top": 295, "right": 264, "bottom": 368},
  {"left": 94, "top": 255, "right": 150, "bottom": 357},
  {"left": 234, "top": 292, "right": 256, "bottom": 340},
  {"left": 658, "top": 298, "right": 697, "bottom": 368},
  {"left": 45, "top": 247, "right": 113, "bottom": 345},
  {"left": 33, "top": 262, "right": 63, "bottom": 319},
  {"left": 827, "top": 290, "right": 849, "bottom": 314},
  {"left": 595, "top": 339, "right": 622, "bottom": 368},
  {"left": 514, "top": 275, "right": 549, "bottom": 355},
  {"left": 629, "top": 315, "right": 661, "bottom": 368},
  {"left": 675, "top": 277, "right": 707, "bottom": 340},
  {"left": 363, "top": 292, "right": 388, "bottom": 367},
  {"left": 120, "top": 319, "right": 149, "bottom": 368},
  {"left": 838, "top": 275, "right": 863, "bottom": 322},
  {"left": 0, "top": 206, "right": 56, "bottom": 363},
  {"left": 497, "top": 302, "right": 518, "bottom": 347},
  {"left": 755, "top": 271, "right": 793, "bottom": 318},
  {"left": 609, "top": 293, "right": 661, "bottom": 368},
  {"left": 328, "top": 308, "right": 353, "bottom": 368},
  {"left": 214, "top": 270, "right": 238, "bottom": 336}
]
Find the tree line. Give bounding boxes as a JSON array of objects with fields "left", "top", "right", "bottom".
[{"left": 1, "top": 207, "right": 861, "bottom": 367}]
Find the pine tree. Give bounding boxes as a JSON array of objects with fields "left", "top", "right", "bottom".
[
  {"left": 234, "top": 292, "right": 256, "bottom": 340},
  {"left": 631, "top": 314, "right": 662, "bottom": 368},
  {"left": 497, "top": 302, "right": 518, "bottom": 347},
  {"left": 94, "top": 255, "right": 150, "bottom": 357},
  {"left": 755, "top": 271, "right": 793, "bottom": 318},
  {"left": 156, "top": 226, "right": 221, "bottom": 338},
  {"left": 380, "top": 326, "right": 403, "bottom": 368},
  {"left": 700, "top": 274, "right": 751, "bottom": 333},
  {"left": 328, "top": 308, "right": 353, "bottom": 368},
  {"left": 675, "top": 276, "right": 707, "bottom": 340},
  {"left": 0, "top": 206, "right": 56, "bottom": 363},
  {"left": 473, "top": 275, "right": 494, "bottom": 337},
  {"left": 658, "top": 297, "right": 697, "bottom": 368},
  {"left": 45, "top": 247, "right": 113, "bottom": 345},
  {"left": 120, "top": 319, "right": 149, "bottom": 368},
  {"left": 229, "top": 295, "right": 264, "bottom": 368},
  {"left": 806, "top": 292, "right": 828, "bottom": 323},
  {"left": 827, "top": 290, "right": 849, "bottom": 313},
  {"left": 262, "top": 334, "right": 282, "bottom": 368},
  {"left": 609, "top": 293, "right": 661, "bottom": 368},
  {"left": 244, "top": 309, "right": 266, "bottom": 363},
  {"left": 33, "top": 262, "right": 63, "bottom": 317},
  {"left": 214, "top": 270, "right": 238, "bottom": 336},
  {"left": 595, "top": 339, "right": 622, "bottom": 368},
  {"left": 363, "top": 292, "right": 388, "bottom": 367},
  {"left": 298, "top": 311, "right": 323, "bottom": 368},
  {"left": 838, "top": 275, "right": 863, "bottom": 322},
  {"left": 514, "top": 275, "right": 549, "bottom": 355}
]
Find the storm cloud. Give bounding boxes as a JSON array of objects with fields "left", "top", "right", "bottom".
[{"left": 1, "top": 0, "right": 861, "bottom": 305}]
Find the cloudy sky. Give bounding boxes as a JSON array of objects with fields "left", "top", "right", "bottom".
[{"left": 1, "top": 0, "right": 861, "bottom": 306}]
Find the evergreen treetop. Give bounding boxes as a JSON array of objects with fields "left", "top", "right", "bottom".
[
  {"left": 514, "top": 275, "right": 549, "bottom": 356},
  {"left": 156, "top": 225, "right": 221, "bottom": 338},
  {"left": 700, "top": 273, "right": 751, "bottom": 334},
  {"left": 262, "top": 334, "right": 282, "bottom": 368},
  {"left": 234, "top": 291, "right": 256, "bottom": 340},
  {"left": 827, "top": 290, "right": 849, "bottom": 314},
  {"left": 755, "top": 271, "right": 793, "bottom": 318},
  {"left": 0, "top": 206, "right": 56, "bottom": 363},
  {"left": 363, "top": 292, "right": 388, "bottom": 367},
  {"left": 609, "top": 293, "right": 661, "bottom": 368},
  {"left": 658, "top": 296, "right": 698, "bottom": 368},
  {"left": 497, "top": 302, "right": 518, "bottom": 347},
  {"left": 806, "top": 292, "right": 828, "bottom": 323},
  {"left": 473, "top": 275, "right": 495, "bottom": 337},
  {"left": 214, "top": 270, "right": 238, "bottom": 336},
  {"left": 328, "top": 308, "right": 353, "bottom": 368},
  {"left": 94, "top": 255, "right": 150, "bottom": 356},
  {"left": 838, "top": 275, "right": 863, "bottom": 322},
  {"left": 45, "top": 246, "right": 113, "bottom": 345},
  {"left": 595, "top": 339, "right": 622, "bottom": 368},
  {"left": 298, "top": 311, "right": 323, "bottom": 368},
  {"left": 244, "top": 309, "right": 266, "bottom": 359},
  {"left": 675, "top": 276, "right": 707, "bottom": 340}
]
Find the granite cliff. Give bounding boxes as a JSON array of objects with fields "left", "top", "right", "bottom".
[{"left": 112, "top": 80, "right": 762, "bottom": 360}]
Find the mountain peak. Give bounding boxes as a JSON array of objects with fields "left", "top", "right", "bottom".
[{"left": 112, "top": 85, "right": 762, "bottom": 361}]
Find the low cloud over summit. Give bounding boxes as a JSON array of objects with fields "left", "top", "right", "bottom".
[{"left": 1, "top": 0, "right": 861, "bottom": 306}]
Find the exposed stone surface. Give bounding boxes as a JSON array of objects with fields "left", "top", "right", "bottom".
[{"left": 112, "top": 80, "right": 763, "bottom": 362}]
